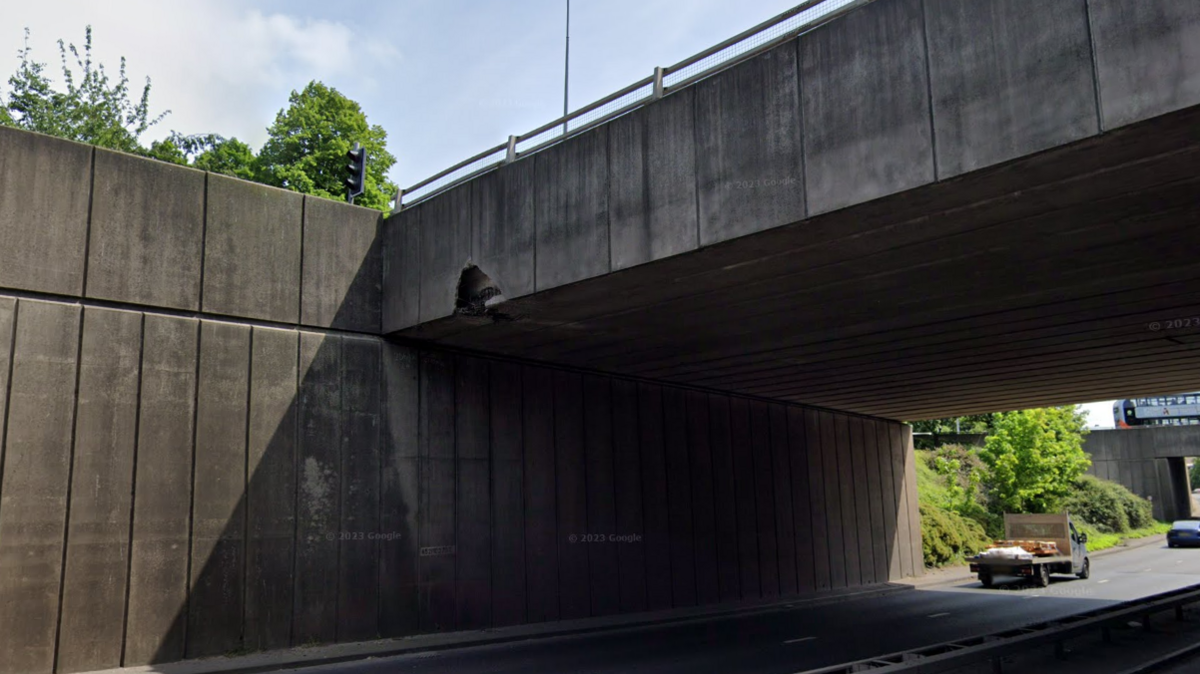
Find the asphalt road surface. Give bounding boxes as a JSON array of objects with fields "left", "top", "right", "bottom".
[{"left": 285, "top": 538, "right": 1200, "bottom": 674}]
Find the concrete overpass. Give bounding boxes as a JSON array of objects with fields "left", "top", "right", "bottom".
[
  {"left": 1086, "top": 426, "right": 1200, "bottom": 521},
  {"left": 386, "top": 0, "right": 1200, "bottom": 420},
  {"left": 0, "top": 0, "right": 1197, "bottom": 673}
]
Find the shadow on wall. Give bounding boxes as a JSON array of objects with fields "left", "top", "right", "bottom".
[{"left": 0, "top": 272, "right": 924, "bottom": 673}]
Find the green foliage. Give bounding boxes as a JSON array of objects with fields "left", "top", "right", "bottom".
[
  {"left": 148, "top": 132, "right": 257, "bottom": 181},
  {"left": 1077, "top": 521, "right": 1170, "bottom": 553},
  {"left": 256, "top": 81, "right": 397, "bottom": 211},
  {"left": 910, "top": 414, "right": 999, "bottom": 435},
  {"left": 1061, "top": 475, "right": 1155, "bottom": 534},
  {"left": 3, "top": 27, "right": 167, "bottom": 153},
  {"left": 920, "top": 502, "right": 992, "bottom": 567},
  {"left": 979, "top": 407, "right": 1091, "bottom": 515},
  {"left": 1191, "top": 461, "right": 1200, "bottom": 492}
]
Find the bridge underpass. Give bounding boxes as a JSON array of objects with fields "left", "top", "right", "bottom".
[
  {"left": 386, "top": 0, "right": 1200, "bottom": 420},
  {"left": 0, "top": 0, "right": 1197, "bottom": 673},
  {"left": 1086, "top": 427, "right": 1200, "bottom": 522}
]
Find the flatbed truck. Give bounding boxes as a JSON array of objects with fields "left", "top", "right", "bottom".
[{"left": 968, "top": 513, "right": 1091, "bottom": 588}]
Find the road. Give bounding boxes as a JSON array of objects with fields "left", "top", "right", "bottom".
[{"left": 285, "top": 538, "right": 1200, "bottom": 674}]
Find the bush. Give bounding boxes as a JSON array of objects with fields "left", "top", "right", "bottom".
[
  {"left": 921, "top": 502, "right": 992, "bottom": 567},
  {"left": 1061, "top": 475, "right": 1155, "bottom": 533}
]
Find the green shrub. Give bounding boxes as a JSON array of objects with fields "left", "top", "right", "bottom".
[
  {"left": 1061, "top": 475, "right": 1155, "bottom": 534},
  {"left": 921, "top": 502, "right": 992, "bottom": 567}
]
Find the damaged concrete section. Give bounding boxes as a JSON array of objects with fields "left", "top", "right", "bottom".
[{"left": 454, "top": 264, "right": 507, "bottom": 318}]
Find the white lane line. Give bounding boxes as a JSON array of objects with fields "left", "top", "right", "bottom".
[
  {"left": 928, "top": 612, "right": 952, "bottom": 618},
  {"left": 784, "top": 637, "right": 817, "bottom": 644},
  {"left": 1098, "top": 579, "right": 1110, "bottom": 584}
]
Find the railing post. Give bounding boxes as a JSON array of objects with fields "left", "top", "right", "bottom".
[
  {"left": 653, "top": 66, "right": 665, "bottom": 99},
  {"left": 506, "top": 135, "right": 518, "bottom": 163},
  {"left": 391, "top": 188, "right": 405, "bottom": 214}
]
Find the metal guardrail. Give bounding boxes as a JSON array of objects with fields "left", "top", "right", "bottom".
[
  {"left": 393, "top": 0, "right": 872, "bottom": 212},
  {"left": 797, "top": 583, "right": 1200, "bottom": 673}
]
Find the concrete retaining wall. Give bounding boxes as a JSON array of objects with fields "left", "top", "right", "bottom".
[
  {"left": 1084, "top": 427, "right": 1200, "bottom": 521},
  {"left": 0, "top": 125, "right": 923, "bottom": 673},
  {"left": 384, "top": 0, "right": 1200, "bottom": 333},
  {"left": 0, "top": 292, "right": 921, "bottom": 674}
]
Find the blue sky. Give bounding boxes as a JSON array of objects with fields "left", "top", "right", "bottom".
[
  {"left": 0, "top": 1, "right": 1124, "bottom": 426},
  {"left": 1, "top": 0, "right": 810, "bottom": 189}
]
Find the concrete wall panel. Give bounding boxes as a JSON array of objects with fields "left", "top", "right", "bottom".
[
  {"left": 638, "top": 383, "right": 673, "bottom": 610},
  {"left": 695, "top": 41, "right": 805, "bottom": 245},
  {"left": 535, "top": 128, "right": 611, "bottom": 289},
  {"left": 418, "top": 352, "right": 456, "bottom": 631},
  {"left": 612, "top": 380, "right": 648, "bottom": 613},
  {"left": 788, "top": 408, "right": 816, "bottom": 593},
  {"left": 454, "top": 356, "right": 490, "bottom": 630},
  {"left": 800, "top": 0, "right": 934, "bottom": 215},
  {"left": 523, "top": 366, "right": 559, "bottom": 622},
  {"left": 379, "top": 345, "right": 419, "bottom": 636},
  {"left": 87, "top": 150, "right": 205, "bottom": 309},
  {"left": 294, "top": 332, "right": 342, "bottom": 644},
  {"left": 849, "top": 419, "right": 876, "bottom": 584},
  {"left": 901, "top": 426, "right": 923, "bottom": 576},
  {"left": 709, "top": 395, "right": 742, "bottom": 602},
  {"left": 203, "top": 175, "right": 303, "bottom": 323},
  {"left": 663, "top": 387, "right": 697, "bottom": 606},
  {"left": 584, "top": 376, "right": 621, "bottom": 616},
  {"left": 472, "top": 158, "right": 536, "bottom": 301},
  {"left": 489, "top": 361, "right": 526, "bottom": 626},
  {"left": 804, "top": 410, "right": 832, "bottom": 591},
  {"left": 874, "top": 421, "right": 902, "bottom": 582},
  {"left": 925, "top": 0, "right": 1098, "bottom": 178},
  {"left": 57, "top": 308, "right": 141, "bottom": 674},
  {"left": 1089, "top": 0, "right": 1200, "bottom": 129},
  {"left": 750, "top": 402, "right": 780, "bottom": 597},
  {"left": 382, "top": 208, "right": 420, "bottom": 333},
  {"left": 686, "top": 391, "right": 719, "bottom": 605},
  {"left": 301, "top": 197, "right": 381, "bottom": 332},
  {"left": 418, "top": 185, "right": 471, "bottom": 325},
  {"left": 730, "top": 397, "right": 761, "bottom": 599},
  {"left": 554, "top": 371, "right": 591, "bottom": 618},
  {"left": 770, "top": 404, "right": 798, "bottom": 595},
  {"left": 610, "top": 91, "right": 701, "bottom": 270},
  {"left": 188, "top": 321, "right": 249, "bottom": 658},
  {"left": 124, "top": 315, "right": 197, "bottom": 665},
  {"left": 0, "top": 298, "right": 12, "bottom": 471},
  {"left": 0, "top": 300, "right": 79, "bottom": 674},
  {"left": 245, "top": 327, "right": 298, "bottom": 652},
  {"left": 338, "top": 337, "right": 382, "bottom": 640},
  {"left": 863, "top": 421, "right": 889, "bottom": 583},
  {"left": 833, "top": 414, "right": 861, "bottom": 586},
  {"left": 0, "top": 128, "right": 91, "bottom": 296}
]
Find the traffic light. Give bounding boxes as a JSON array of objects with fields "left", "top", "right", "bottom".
[{"left": 345, "top": 142, "right": 367, "bottom": 204}]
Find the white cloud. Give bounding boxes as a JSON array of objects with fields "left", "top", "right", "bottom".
[{"left": 0, "top": 0, "right": 400, "bottom": 149}]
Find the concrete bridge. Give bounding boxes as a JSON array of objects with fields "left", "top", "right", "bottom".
[
  {"left": 1086, "top": 427, "right": 1200, "bottom": 522},
  {"left": 0, "top": 0, "right": 1196, "bottom": 673},
  {"left": 386, "top": 0, "right": 1200, "bottom": 420}
]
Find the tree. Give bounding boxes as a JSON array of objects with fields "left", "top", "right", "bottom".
[
  {"left": 148, "top": 132, "right": 257, "bottom": 181},
  {"left": 1190, "top": 460, "right": 1200, "bottom": 492},
  {"left": 910, "top": 413, "right": 999, "bottom": 435},
  {"left": 2, "top": 27, "right": 167, "bottom": 153},
  {"left": 979, "top": 407, "right": 1091, "bottom": 515},
  {"left": 256, "top": 81, "right": 397, "bottom": 212}
]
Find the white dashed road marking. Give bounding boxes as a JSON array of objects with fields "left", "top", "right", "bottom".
[
  {"left": 784, "top": 637, "right": 817, "bottom": 644},
  {"left": 928, "top": 612, "right": 951, "bottom": 618}
]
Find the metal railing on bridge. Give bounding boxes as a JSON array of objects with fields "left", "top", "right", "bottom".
[{"left": 393, "top": 0, "right": 871, "bottom": 211}]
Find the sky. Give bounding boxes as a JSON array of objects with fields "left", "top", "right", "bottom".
[{"left": 0, "top": 0, "right": 813, "bottom": 190}]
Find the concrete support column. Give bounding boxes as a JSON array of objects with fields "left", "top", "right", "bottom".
[{"left": 1166, "top": 457, "right": 1191, "bottom": 521}]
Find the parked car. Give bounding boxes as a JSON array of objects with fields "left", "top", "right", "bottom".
[{"left": 1167, "top": 520, "right": 1200, "bottom": 548}]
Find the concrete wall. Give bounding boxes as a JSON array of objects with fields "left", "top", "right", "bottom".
[
  {"left": 384, "top": 0, "right": 1200, "bottom": 333},
  {"left": 0, "top": 291, "right": 922, "bottom": 674},
  {"left": 0, "top": 126, "right": 382, "bottom": 331},
  {"left": 1084, "top": 427, "right": 1200, "bottom": 521},
  {"left": 0, "top": 125, "right": 923, "bottom": 674}
]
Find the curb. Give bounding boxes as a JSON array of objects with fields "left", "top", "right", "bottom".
[{"left": 82, "top": 584, "right": 912, "bottom": 674}]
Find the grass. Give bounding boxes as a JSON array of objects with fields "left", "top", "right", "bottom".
[{"left": 1078, "top": 521, "right": 1171, "bottom": 552}]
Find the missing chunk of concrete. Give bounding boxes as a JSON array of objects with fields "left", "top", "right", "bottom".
[{"left": 455, "top": 264, "right": 507, "bottom": 318}]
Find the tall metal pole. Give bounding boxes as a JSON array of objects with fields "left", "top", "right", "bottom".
[{"left": 563, "top": 0, "right": 570, "bottom": 135}]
